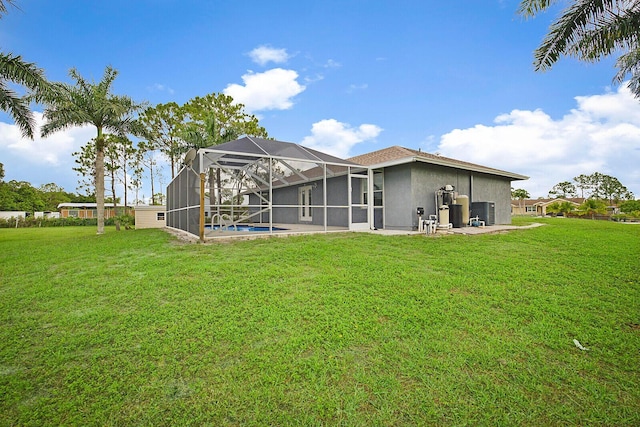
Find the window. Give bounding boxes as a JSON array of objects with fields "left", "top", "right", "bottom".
[
  {"left": 362, "top": 171, "right": 383, "bottom": 206},
  {"left": 157, "top": 212, "right": 165, "bottom": 221},
  {"left": 68, "top": 210, "right": 79, "bottom": 218},
  {"left": 525, "top": 206, "right": 536, "bottom": 213},
  {"left": 299, "top": 186, "right": 312, "bottom": 222}
]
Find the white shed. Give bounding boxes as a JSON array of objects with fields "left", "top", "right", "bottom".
[{"left": 135, "top": 205, "right": 166, "bottom": 229}]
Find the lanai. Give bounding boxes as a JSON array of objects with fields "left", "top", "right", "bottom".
[{"left": 166, "top": 136, "right": 371, "bottom": 241}]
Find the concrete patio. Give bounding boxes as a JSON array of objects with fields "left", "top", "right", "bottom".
[{"left": 165, "top": 222, "right": 545, "bottom": 243}]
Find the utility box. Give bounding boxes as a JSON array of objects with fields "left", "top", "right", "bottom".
[
  {"left": 471, "top": 201, "right": 495, "bottom": 226},
  {"left": 449, "top": 204, "right": 463, "bottom": 228}
]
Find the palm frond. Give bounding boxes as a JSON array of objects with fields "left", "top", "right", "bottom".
[
  {"left": 0, "top": 81, "right": 35, "bottom": 138},
  {"left": 0, "top": 52, "right": 50, "bottom": 94},
  {"left": 518, "top": 0, "right": 559, "bottom": 17},
  {"left": 568, "top": 4, "right": 640, "bottom": 61},
  {"left": 614, "top": 47, "right": 640, "bottom": 96},
  {"left": 0, "top": 0, "right": 19, "bottom": 18},
  {"left": 533, "top": 0, "right": 626, "bottom": 70}
]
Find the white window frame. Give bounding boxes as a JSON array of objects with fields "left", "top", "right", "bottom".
[
  {"left": 362, "top": 171, "right": 383, "bottom": 207},
  {"left": 299, "top": 185, "right": 313, "bottom": 222}
]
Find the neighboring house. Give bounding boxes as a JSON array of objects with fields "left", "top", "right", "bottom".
[
  {"left": 511, "top": 198, "right": 584, "bottom": 216},
  {"left": 35, "top": 211, "right": 60, "bottom": 219},
  {"left": 167, "top": 137, "right": 528, "bottom": 237},
  {"left": 135, "top": 205, "right": 166, "bottom": 229},
  {"left": 0, "top": 211, "right": 29, "bottom": 220},
  {"left": 511, "top": 199, "right": 540, "bottom": 215},
  {"left": 57, "top": 203, "right": 130, "bottom": 219}
]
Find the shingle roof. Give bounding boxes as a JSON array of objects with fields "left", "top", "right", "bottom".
[
  {"left": 531, "top": 198, "right": 584, "bottom": 206},
  {"left": 57, "top": 203, "right": 131, "bottom": 209},
  {"left": 348, "top": 146, "right": 528, "bottom": 180}
]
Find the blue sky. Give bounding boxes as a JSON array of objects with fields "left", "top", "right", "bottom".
[{"left": 1, "top": 0, "right": 639, "bottom": 200}]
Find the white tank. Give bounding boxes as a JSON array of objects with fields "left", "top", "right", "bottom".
[
  {"left": 457, "top": 195, "right": 470, "bottom": 226},
  {"left": 439, "top": 205, "right": 449, "bottom": 225}
]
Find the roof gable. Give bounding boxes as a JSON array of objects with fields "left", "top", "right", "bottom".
[{"left": 348, "top": 146, "right": 528, "bottom": 180}]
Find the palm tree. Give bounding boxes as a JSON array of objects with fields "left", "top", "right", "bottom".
[
  {"left": 519, "top": 0, "right": 640, "bottom": 98},
  {"left": 0, "top": 1, "right": 53, "bottom": 139},
  {"left": 511, "top": 188, "right": 530, "bottom": 214},
  {"left": 0, "top": 52, "right": 51, "bottom": 139},
  {"left": 0, "top": 0, "right": 18, "bottom": 18},
  {"left": 41, "top": 66, "right": 143, "bottom": 234}
]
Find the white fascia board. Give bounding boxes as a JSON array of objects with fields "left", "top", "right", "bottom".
[{"left": 364, "top": 156, "right": 528, "bottom": 181}]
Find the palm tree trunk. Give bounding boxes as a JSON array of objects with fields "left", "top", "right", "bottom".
[
  {"left": 111, "top": 167, "right": 119, "bottom": 231},
  {"left": 96, "top": 131, "right": 105, "bottom": 234}
]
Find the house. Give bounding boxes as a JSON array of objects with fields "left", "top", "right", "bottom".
[
  {"left": 134, "top": 205, "right": 166, "bottom": 229},
  {"left": 348, "top": 146, "right": 527, "bottom": 229},
  {"left": 166, "top": 137, "right": 528, "bottom": 238},
  {"left": 0, "top": 211, "right": 29, "bottom": 220},
  {"left": 57, "top": 203, "right": 131, "bottom": 219},
  {"left": 34, "top": 211, "right": 60, "bottom": 219},
  {"left": 511, "top": 198, "right": 584, "bottom": 216}
]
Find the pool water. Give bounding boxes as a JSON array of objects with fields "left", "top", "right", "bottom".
[{"left": 207, "top": 225, "right": 288, "bottom": 232}]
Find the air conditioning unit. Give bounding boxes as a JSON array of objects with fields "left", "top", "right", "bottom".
[{"left": 471, "top": 201, "right": 495, "bottom": 226}]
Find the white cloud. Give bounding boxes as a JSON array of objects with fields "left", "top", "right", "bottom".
[
  {"left": 223, "top": 68, "right": 306, "bottom": 112},
  {"left": 248, "top": 45, "right": 290, "bottom": 66},
  {"left": 324, "top": 59, "right": 341, "bottom": 68},
  {"left": 0, "top": 112, "right": 94, "bottom": 191},
  {"left": 147, "top": 83, "right": 175, "bottom": 95},
  {"left": 304, "top": 74, "right": 325, "bottom": 84},
  {"left": 0, "top": 112, "right": 94, "bottom": 167},
  {"left": 437, "top": 84, "right": 640, "bottom": 198},
  {"left": 347, "top": 83, "right": 368, "bottom": 93},
  {"left": 301, "top": 119, "right": 382, "bottom": 158}
]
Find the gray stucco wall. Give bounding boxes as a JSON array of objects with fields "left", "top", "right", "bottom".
[
  {"left": 411, "top": 163, "right": 466, "bottom": 227},
  {"left": 382, "top": 164, "right": 412, "bottom": 230},
  {"left": 248, "top": 175, "right": 351, "bottom": 227},
  {"left": 468, "top": 173, "right": 513, "bottom": 224},
  {"left": 246, "top": 161, "right": 516, "bottom": 230},
  {"left": 382, "top": 162, "right": 514, "bottom": 230}
]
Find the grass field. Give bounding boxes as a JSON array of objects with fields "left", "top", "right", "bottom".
[{"left": 1, "top": 218, "right": 639, "bottom": 426}]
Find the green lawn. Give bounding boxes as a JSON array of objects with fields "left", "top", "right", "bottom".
[{"left": 1, "top": 218, "right": 639, "bottom": 426}]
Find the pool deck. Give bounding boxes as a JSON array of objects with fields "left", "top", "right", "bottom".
[{"left": 165, "top": 222, "right": 544, "bottom": 243}]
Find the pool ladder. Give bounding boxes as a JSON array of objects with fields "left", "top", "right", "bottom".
[{"left": 211, "top": 213, "right": 236, "bottom": 231}]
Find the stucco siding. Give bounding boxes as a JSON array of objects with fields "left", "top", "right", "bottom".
[
  {"left": 249, "top": 175, "right": 350, "bottom": 227},
  {"left": 469, "top": 173, "right": 513, "bottom": 224},
  {"left": 382, "top": 162, "right": 514, "bottom": 230},
  {"left": 411, "top": 164, "right": 463, "bottom": 228},
  {"left": 382, "top": 164, "right": 413, "bottom": 230}
]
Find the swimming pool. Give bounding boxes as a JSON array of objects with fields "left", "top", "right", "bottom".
[{"left": 207, "top": 225, "right": 289, "bottom": 232}]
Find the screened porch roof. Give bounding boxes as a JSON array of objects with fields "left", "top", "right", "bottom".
[{"left": 198, "top": 136, "right": 360, "bottom": 168}]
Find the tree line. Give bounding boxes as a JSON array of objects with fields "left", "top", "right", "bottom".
[
  {"left": 512, "top": 172, "right": 639, "bottom": 219},
  {"left": 2, "top": 0, "right": 269, "bottom": 233},
  {"left": 512, "top": 172, "right": 635, "bottom": 204},
  {"left": 548, "top": 172, "right": 634, "bottom": 203},
  {"left": 0, "top": 162, "right": 95, "bottom": 212}
]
